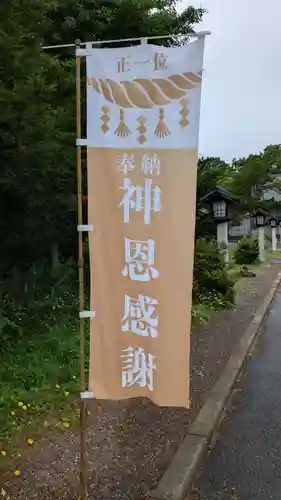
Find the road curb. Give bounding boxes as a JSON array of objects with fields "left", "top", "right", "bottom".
[{"left": 150, "top": 271, "right": 281, "bottom": 500}]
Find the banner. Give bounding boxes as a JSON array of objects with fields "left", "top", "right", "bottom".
[{"left": 84, "top": 38, "right": 205, "bottom": 407}]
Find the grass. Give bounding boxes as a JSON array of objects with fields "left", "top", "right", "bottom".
[
  {"left": 228, "top": 242, "right": 237, "bottom": 260},
  {"left": 192, "top": 289, "right": 235, "bottom": 325},
  {"left": 192, "top": 295, "right": 230, "bottom": 324},
  {"left": 192, "top": 239, "right": 271, "bottom": 325},
  {"left": 0, "top": 243, "right": 266, "bottom": 475},
  {"left": 266, "top": 248, "right": 281, "bottom": 259},
  {"left": 227, "top": 241, "right": 266, "bottom": 280},
  {"left": 227, "top": 261, "right": 261, "bottom": 280},
  {"left": 0, "top": 319, "right": 87, "bottom": 475},
  {"left": 0, "top": 261, "right": 91, "bottom": 476}
]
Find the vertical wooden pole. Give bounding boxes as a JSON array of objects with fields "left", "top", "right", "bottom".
[{"left": 75, "top": 39, "right": 88, "bottom": 500}]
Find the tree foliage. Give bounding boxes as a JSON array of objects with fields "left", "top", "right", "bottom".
[
  {"left": 0, "top": 0, "right": 205, "bottom": 278},
  {"left": 234, "top": 236, "right": 259, "bottom": 266},
  {"left": 1, "top": 0, "right": 280, "bottom": 299},
  {"left": 196, "top": 157, "right": 235, "bottom": 237},
  {"left": 42, "top": 0, "right": 205, "bottom": 48},
  {"left": 224, "top": 145, "right": 281, "bottom": 211},
  {"left": 193, "top": 238, "right": 234, "bottom": 304},
  {"left": 196, "top": 144, "right": 281, "bottom": 239}
]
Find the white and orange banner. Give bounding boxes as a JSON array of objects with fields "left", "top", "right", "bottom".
[{"left": 81, "top": 37, "right": 205, "bottom": 407}]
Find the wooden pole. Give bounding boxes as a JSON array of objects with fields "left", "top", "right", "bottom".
[{"left": 75, "top": 39, "right": 88, "bottom": 500}]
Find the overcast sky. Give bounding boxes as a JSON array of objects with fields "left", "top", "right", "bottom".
[{"left": 180, "top": 0, "right": 281, "bottom": 161}]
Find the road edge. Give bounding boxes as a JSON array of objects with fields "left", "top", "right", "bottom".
[{"left": 150, "top": 270, "right": 281, "bottom": 500}]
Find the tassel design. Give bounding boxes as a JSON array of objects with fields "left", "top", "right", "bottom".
[
  {"left": 155, "top": 107, "right": 170, "bottom": 138},
  {"left": 179, "top": 97, "right": 189, "bottom": 129},
  {"left": 115, "top": 108, "right": 131, "bottom": 137},
  {"left": 137, "top": 116, "right": 147, "bottom": 144},
  {"left": 101, "top": 105, "right": 110, "bottom": 133}
]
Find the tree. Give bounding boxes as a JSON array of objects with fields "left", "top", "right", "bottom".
[
  {"left": 195, "top": 146, "right": 281, "bottom": 239},
  {"left": 0, "top": 0, "right": 206, "bottom": 278},
  {"left": 225, "top": 148, "right": 281, "bottom": 213},
  {"left": 263, "top": 144, "right": 281, "bottom": 171},
  {"left": 42, "top": 0, "right": 205, "bottom": 48},
  {"left": 196, "top": 157, "right": 234, "bottom": 238},
  {"left": 0, "top": 1, "right": 76, "bottom": 273},
  {"left": 197, "top": 156, "right": 233, "bottom": 201}
]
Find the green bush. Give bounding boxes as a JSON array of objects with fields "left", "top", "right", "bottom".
[
  {"left": 0, "top": 261, "right": 85, "bottom": 448},
  {"left": 234, "top": 235, "right": 259, "bottom": 265},
  {"left": 193, "top": 238, "right": 234, "bottom": 305},
  {"left": 0, "top": 260, "right": 80, "bottom": 352}
]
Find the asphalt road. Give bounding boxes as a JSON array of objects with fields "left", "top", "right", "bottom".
[{"left": 191, "top": 286, "right": 281, "bottom": 500}]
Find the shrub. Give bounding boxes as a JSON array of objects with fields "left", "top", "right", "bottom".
[
  {"left": 193, "top": 238, "right": 234, "bottom": 305},
  {"left": 0, "top": 260, "right": 80, "bottom": 352},
  {"left": 234, "top": 235, "right": 259, "bottom": 265}
]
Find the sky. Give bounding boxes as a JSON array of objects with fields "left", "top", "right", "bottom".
[{"left": 180, "top": 0, "right": 281, "bottom": 161}]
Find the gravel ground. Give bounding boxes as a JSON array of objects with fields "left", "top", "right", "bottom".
[{"left": 2, "top": 263, "right": 280, "bottom": 500}]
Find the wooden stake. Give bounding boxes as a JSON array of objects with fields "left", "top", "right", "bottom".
[{"left": 75, "top": 38, "right": 88, "bottom": 500}]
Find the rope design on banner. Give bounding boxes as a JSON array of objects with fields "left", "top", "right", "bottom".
[
  {"left": 115, "top": 108, "right": 131, "bottom": 137},
  {"left": 88, "top": 71, "right": 202, "bottom": 109},
  {"left": 179, "top": 97, "right": 189, "bottom": 129},
  {"left": 137, "top": 115, "right": 147, "bottom": 144},
  {"left": 88, "top": 71, "right": 202, "bottom": 138},
  {"left": 155, "top": 108, "right": 170, "bottom": 138}
]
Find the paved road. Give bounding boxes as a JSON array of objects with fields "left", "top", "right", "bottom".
[{"left": 191, "top": 286, "right": 281, "bottom": 500}]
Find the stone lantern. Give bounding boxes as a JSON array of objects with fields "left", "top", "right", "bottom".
[
  {"left": 252, "top": 209, "right": 268, "bottom": 262},
  {"left": 201, "top": 186, "right": 239, "bottom": 262},
  {"left": 268, "top": 216, "right": 278, "bottom": 252}
]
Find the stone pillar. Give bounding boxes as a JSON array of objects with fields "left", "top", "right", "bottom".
[
  {"left": 258, "top": 226, "right": 265, "bottom": 262},
  {"left": 217, "top": 221, "right": 229, "bottom": 263}
]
